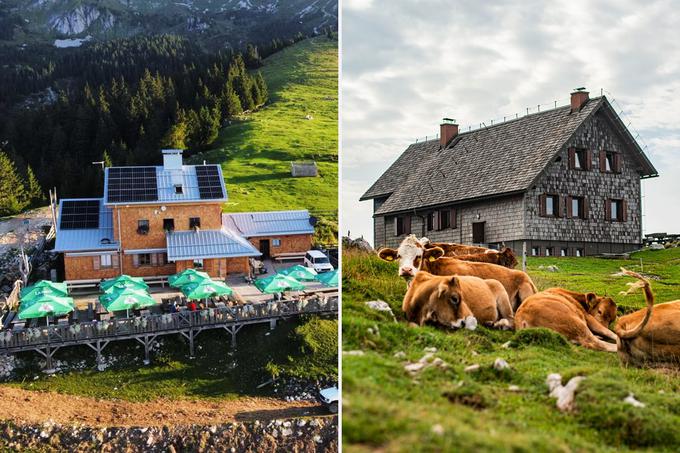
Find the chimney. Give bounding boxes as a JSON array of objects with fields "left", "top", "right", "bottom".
[
  {"left": 440, "top": 118, "right": 458, "bottom": 147},
  {"left": 570, "top": 88, "right": 589, "bottom": 113},
  {"left": 162, "top": 149, "right": 184, "bottom": 187}
]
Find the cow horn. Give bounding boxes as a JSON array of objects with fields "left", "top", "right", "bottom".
[{"left": 615, "top": 268, "right": 654, "bottom": 340}]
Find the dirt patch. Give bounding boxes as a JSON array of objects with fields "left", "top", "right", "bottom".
[
  {"left": 442, "top": 391, "right": 488, "bottom": 410},
  {"left": 0, "top": 386, "right": 325, "bottom": 428},
  {"left": 0, "top": 207, "right": 52, "bottom": 255}
]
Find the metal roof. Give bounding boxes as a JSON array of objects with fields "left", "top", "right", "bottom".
[
  {"left": 165, "top": 228, "right": 261, "bottom": 261},
  {"left": 222, "top": 210, "right": 315, "bottom": 237},
  {"left": 102, "top": 164, "right": 228, "bottom": 205},
  {"left": 54, "top": 198, "right": 119, "bottom": 252}
]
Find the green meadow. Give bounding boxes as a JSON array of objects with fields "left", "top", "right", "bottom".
[
  {"left": 191, "top": 36, "right": 338, "bottom": 216},
  {"left": 343, "top": 248, "right": 680, "bottom": 452}
]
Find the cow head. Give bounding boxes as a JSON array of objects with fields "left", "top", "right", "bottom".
[
  {"left": 377, "top": 234, "right": 444, "bottom": 281},
  {"left": 417, "top": 275, "right": 475, "bottom": 330},
  {"left": 587, "top": 294, "right": 617, "bottom": 327}
]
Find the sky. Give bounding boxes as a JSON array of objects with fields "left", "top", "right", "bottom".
[{"left": 341, "top": 0, "right": 680, "bottom": 245}]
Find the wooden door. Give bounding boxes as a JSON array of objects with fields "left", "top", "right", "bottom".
[{"left": 472, "top": 222, "right": 485, "bottom": 244}]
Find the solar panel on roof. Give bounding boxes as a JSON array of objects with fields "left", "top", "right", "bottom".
[
  {"left": 107, "top": 167, "right": 158, "bottom": 203},
  {"left": 195, "top": 165, "right": 225, "bottom": 199},
  {"left": 60, "top": 200, "right": 100, "bottom": 230}
]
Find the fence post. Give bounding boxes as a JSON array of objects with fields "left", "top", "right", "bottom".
[{"left": 522, "top": 241, "right": 527, "bottom": 272}]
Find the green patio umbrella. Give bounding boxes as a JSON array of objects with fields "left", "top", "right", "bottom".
[
  {"left": 254, "top": 274, "right": 305, "bottom": 294},
  {"left": 99, "top": 287, "right": 157, "bottom": 313},
  {"left": 280, "top": 265, "right": 318, "bottom": 281},
  {"left": 180, "top": 279, "right": 233, "bottom": 300},
  {"left": 20, "top": 280, "right": 68, "bottom": 300},
  {"left": 18, "top": 295, "right": 74, "bottom": 321},
  {"left": 100, "top": 275, "right": 148, "bottom": 292},
  {"left": 103, "top": 280, "right": 151, "bottom": 294},
  {"left": 168, "top": 269, "right": 211, "bottom": 288},
  {"left": 316, "top": 269, "right": 338, "bottom": 287}
]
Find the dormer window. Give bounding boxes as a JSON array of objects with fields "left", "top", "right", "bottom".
[{"left": 174, "top": 184, "right": 183, "bottom": 194}]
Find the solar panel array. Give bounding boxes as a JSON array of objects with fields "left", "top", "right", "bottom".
[
  {"left": 107, "top": 167, "right": 158, "bottom": 203},
  {"left": 195, "top": 165, "right": 225, "bottom": 199},
  {"left": 60, "top": 200, "right": 100, "bottom": 230}
]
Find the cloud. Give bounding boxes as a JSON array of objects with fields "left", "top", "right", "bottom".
[{"left": 343, "top": 0, "right": 680, "bottom": 244}]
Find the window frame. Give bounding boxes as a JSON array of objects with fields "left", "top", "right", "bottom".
[
  {"left": 272, "top": 238, "right": 281, "bottom": 247},
  {"left": 568, "top": 147, "right": 592, "bottom": 171},
  {"left": 100, "top": 254, "right": 112, "bottom": 268},
  {"left": 607, "top": 199, "right": 625, "bottom": 222},
  {"left": 138, "top": 253, "right": 152, "bottom": 266},
  {"left": 137, "top": 219, "right": 149, "bottom": 235},
  {"left": 193, "top": 258, "right": 204, "bottom": 269},
  {"left": 544, "top": 247, "right": 553, "bottom": 257},
  {"left": 539, "top": 194, "right": 561, "bottom": 217},
  {"left": 439, "top": 209, "right": 451, "bottom": 230},
  {"left": 189, "top": 217, "right": 201, "bottom": 229},
  {"left": 531, "top": 247, "right": 539, "bottom": 256},
  {"left": 560, "top": 248, "right": 568, "bottom": 257},
  {"left": 395, "top": 215, "right": 411, "bottom": 236},
  {"left": 163, "top": 218, "right": 175, "bottom": 232}
]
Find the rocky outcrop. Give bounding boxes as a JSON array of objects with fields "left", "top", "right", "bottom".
[
  {"left": 0, "top": 417, "right": 338, "bottom": 452},
  {"left": 48, "top": 5, "right": 115, "bottom": 35}
]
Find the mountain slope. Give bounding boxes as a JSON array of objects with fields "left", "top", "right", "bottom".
[{"left": 191, "top": 35, "right": 338, "bottom": 216}]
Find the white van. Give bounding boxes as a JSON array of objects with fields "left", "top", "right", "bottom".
[{"left": 304, "top": 250, "right": 334, "bottom": 273}]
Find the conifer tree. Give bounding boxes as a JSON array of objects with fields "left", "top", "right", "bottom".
[
  {"left": 25, "top": 165, "right": 45, "bottom": 206},
  {"left": 0, "top": 152, "right": 29, "bottom": 216}
]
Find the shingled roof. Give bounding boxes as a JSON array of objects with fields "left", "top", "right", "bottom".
[{"left": 361, "top": 96, "right": 658, "bottom": 216}]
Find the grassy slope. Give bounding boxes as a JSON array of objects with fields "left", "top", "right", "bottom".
[
  {"left": 191, "top": 36, "right": 338, "bottom": 214},
  {"left": 343, "top": 248, "right": 680, "bottom": 452}
]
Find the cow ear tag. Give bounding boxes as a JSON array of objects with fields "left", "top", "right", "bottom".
[
  {"left": 428, "top": 256, "right": 436, "bottom": 262},
  {"left": 385, "top": 256, "right": 394, "bottom": 261}
]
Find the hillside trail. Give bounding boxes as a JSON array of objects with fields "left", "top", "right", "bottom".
[{"left": 0, "top": 387, "right": 324, "bottom": 427}]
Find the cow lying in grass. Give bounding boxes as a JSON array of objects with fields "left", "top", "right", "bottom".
[
  {"left": 421, "top": 238, "right": 492, "bottom": 256},
  {"left": 448, "top": 248, "right": 518, "bottom": 269},
  {"left": 614, "top": 269, "right": 680, "bottom": 367},
  {"left": 378, "top": 235, "right": 536, "bottom": 309},
  {"left": 402, "top": 271, "right": 514, "bottom": 330},
  {"left": 515, "top": 288, "right": 619, "bottom": 352}
]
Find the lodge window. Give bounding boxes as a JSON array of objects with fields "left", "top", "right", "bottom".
[
  {"left": 439, "top": 209, "right": 455, "bottom": 230},
  {"left": 568, "top": 147, "right": 591, "bottom": 170},
  {"left": 545, "top": 247, "right": 553, "bottom": 257},
  {"left": 575, "top": 248, "right": 584, "bottom": 257},
  {"left": 427, "top": 212, "right": 435, "bottom": 231},
  {"left": 539, "top": 194, "right": 560, "bottom": 217},
  {"left": 560, "top": 248, "right": 568, "bottom": 257},
  {"left": 137, "top": 219, "right": 149, "bottom": 235},
  {"left": 606, "top": 199, "right": 626, "bottom": 222},
  {"left": 531, "top": 247, "right": 539, "bottom": 256},
  {"left": 100, "top": 254, "right": 112, "bottom": 268},
  {"left": 193, "top": 258, "right": 204, "bottom": 269},
  {"left": 163, "top": 218, "right": 175, "bottom": 231},
  {"left": 272, "top": 239, "right": 281, "bottom": 247},
  {"left": 138, "top": 253, "right": 151, "bottom": 266},
  {"left": 567, "top": 196, "right": 587, "bottom": 219},
  {"left": 395, "top": 215, "right": 411, "bottom": 236},
  {"left": 600, "top": 150, "right": 621, "bottom": 173},
  {"left": 189, "top": 217, "right": 201, "bottom": 229}
]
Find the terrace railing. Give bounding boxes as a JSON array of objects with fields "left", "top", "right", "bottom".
[{"left": 0, "top": 297, "right": 338, "bottom": 353}]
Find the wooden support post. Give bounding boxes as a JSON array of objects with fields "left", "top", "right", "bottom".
[
  {"left": 269, "top": 319, "right": 276, "bottom": 330},
  {"left": 189, "top": 329, "right": 195, "bottom": 358},
  {"left": 36, "top": 346, "right": 59, "bottom": 374},
  {"left": 144, "top": 335, "right": 150, "bottom": 365},
  {"left": 522, "top": 241, "right": 527, "bottom": 272}
]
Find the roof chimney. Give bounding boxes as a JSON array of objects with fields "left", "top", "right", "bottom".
[
  {"left": 570, "top": 88, "right": 589, "bottom": 113},
  {"left": 440, "top": 118, "right": 459, "bottom": 147}
]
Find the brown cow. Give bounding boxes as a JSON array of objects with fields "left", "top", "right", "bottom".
[
  {"left": 451, "top": 248, "right": 518, "bottom": 269},
  {"left": 515, "top": 289, "right": 619, "bottom": 352},
  {"left": 421, "top": 238, "right": 492, "bottom": 256},
  {"left": 403, "top": 272, "right": 514, "bottom": 330},
  {"left": 378, "top": 235, "right": 536, "bottom": 309},
  {"left": 614, "top": 269, "right": 680, "bottom": 367}
]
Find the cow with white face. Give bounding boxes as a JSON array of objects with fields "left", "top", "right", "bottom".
[{"left": 377, "top": 234, "right": 444, "bottom": 281}]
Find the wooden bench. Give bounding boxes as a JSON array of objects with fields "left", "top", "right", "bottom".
[{"left": 273, "top": 252, "right": 306, "bottom": 262}]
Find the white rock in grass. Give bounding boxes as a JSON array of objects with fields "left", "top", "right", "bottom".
[
  {"left": 365, "top": 300, "right": 397, "bottom": 321},
  {"left": 404, "top": 362, "right": 426, "bottom": 374},
  {"left": 501, "top": 341, "right": 512, "bottom": 349},
  {"left": 431, "top": 424, "right": 444, "bottom": 435},
  {"left": 493, "top": 358, "right": 510, "bottom": 371},
  {"left": 343, "top": 350, "right": 365, "bottom": 356},
  {"left": 464, "top": 364, "right": 480, "bottom": 373},
  {"left": 419, "top": 352, "right": 435, "bottom": 364},
  {"left": 546, "top": 373, "right": 585, "bottom": 412},
  {"left": 623, "top": 393, "right": 646, "bottom": 408},
  {"left": 424, "top": 347, "right": 437, "bottom": 353},
  {"left": 393, "top": 351, "right": 406, "bottom": 360},
  {"left": 508, "top": 385, "right": 521, "bottom": 392}
]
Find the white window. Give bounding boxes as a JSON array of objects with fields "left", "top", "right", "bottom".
[
  {"left": 272, "top": 239, "right": 281, "bottom": 247},
  {"left": 101, "top": 254, "right": 112, "bottom": 268},
  {"left": 531, "top": 247, "right": 539, "bottom": 256},
  {"left": 193, "top": 258, "right": 204, "bottom": 269},
  {"left": 560, "top": 248, "right": 567, "bottom": 257},
  {"left": 545, "top": 248, "right": 552, "bottom": 257},
  {"left": 575, "top": 249, "right": 583, "bottom": 257}
]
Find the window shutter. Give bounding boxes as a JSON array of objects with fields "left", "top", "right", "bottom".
[
  {"left": 585, "top": 150, "right": 593, "bottom": 170},
  {"left": 393, "top": 217, "right": 398, "bottom": 236},
  {"left": 434, "top": 211, "right": 440, "bottom": 230},
  {"left": 93, "top": 256, "right": 100, "bottom": 270},
  {"left": 583, "top": 198, "right": 589, "bottom": 219},
  {"left": 605, "top": 199, "right": 612, "bottom": 221},
  {"left": 567, "top": 148, "right": 575, "bottom": 169},
  {"left": 622, "top": 200, "right": 628, "bottom": 222},
  {"left": 151, "top": 253, "right": 158, "bottom": 266},
  {"left": 539, "top": 194, "right": 546, "bottom": 217},
  {"left": 112, "top": 254, "right": 119, "bottom": 268},
  {"left": 404, "top": 215, "right": 411, "bottom": 235},
  {"left": 566, "top": 196, "right": 573, "bottom": 218},
  {"left": 555, "top": 196, "right": 561, "bottom": 218},
  {"left": 133, "top": 254, "right": 140, "bottom": 268},
  {"left": 451, "top": 208, "right": 458, "bottom": 229},
  {"left": 614, "top": 153, "right": 622, "bottom": 173},
  {"left": 599, "top": 151, "right": 607, "bottom": 173}
]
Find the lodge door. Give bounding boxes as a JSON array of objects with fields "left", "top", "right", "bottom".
[
  {"left": 260, "top": 239, "right": 271, "bottom": 258},
  {"left": 472, "top": 222, "right": 485, "bottom": 244}
]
